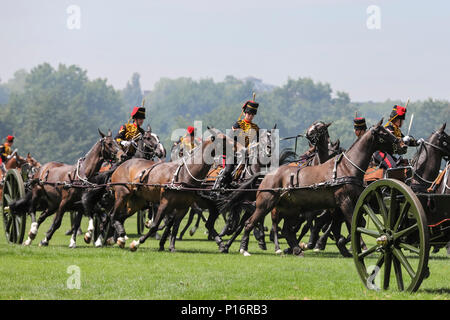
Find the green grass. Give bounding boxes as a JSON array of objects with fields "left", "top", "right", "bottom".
[{"left": 0, "top": 213, "right": 449, "bottom": 300}]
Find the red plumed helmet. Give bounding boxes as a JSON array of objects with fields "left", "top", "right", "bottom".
[
  {"left": 187, "top": 126, "right": 195, "bottom": 134},
  {"left": 6, "top": 135, "right": 14, "bottom": 142}
]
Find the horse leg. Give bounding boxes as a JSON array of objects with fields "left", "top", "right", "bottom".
[
  {"left": 130, "top": 198, "right": 173, "bottom": 252},
  {"left": 253, "top": 217, "right": 267, "bottom": 251},
  {"left": 69, "top": 210, "right": 84, "bottom": 248},
  {"left": 169, "top": 209, "right": 188, "bottom": 252},
  {"left": 272, "top": 210, "right": 282, "bottom": 254},
  {"left": 297, "top": 215, "right": 311, "bottom": 250},
  {"left": 283, "top": 216, "right": 304, "bottom": 257},
  {"left": 159, "top": 212, "right": 175, "bottom": 251},
  {"left": 178, "top": 207, "right": 194, "bottom": 240},
  {"left": 222, "top": 208, "right": 253, "bottom": 253},
  {"left": 335, "top": 204, "right": 353, "bottom": 258},
  {"left": 204, "top": 202, "right": 226, "bottom": 252},
  {"left": 39, "top": 199, "right": 70, "bottom": 246},
  {"left": 239, "top": 193, "right": 279, "bottom": 256},
  {"left": 189, "top": 205, "right": 203, "bottom": 236}
]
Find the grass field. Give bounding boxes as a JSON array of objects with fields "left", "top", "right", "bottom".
[{"left": 0, "top": 212, "right": 449, "bottom": 300}]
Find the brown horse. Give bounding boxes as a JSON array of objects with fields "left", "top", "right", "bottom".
[
  {"left": 271, "top": 121, "right": 333, "bottom": 254},
  {"left": 0, "top": 153, "right": 40, "bottom": 199},
  {"left": 224, "top": 119, "right": 404, "bottom": 256},
  {"left": 108, "top": 128, "right": 241, "bottom": 251},
  {"left": 23, "top": 130, "right": 124, "bottom": 247}
]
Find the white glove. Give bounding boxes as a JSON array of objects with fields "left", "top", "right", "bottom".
[
  {"left": 402, "top": 136, "right": 412, "bottom": 144},
  {"left": 120, "top": 141, "right": 131, "bottom": 148}
]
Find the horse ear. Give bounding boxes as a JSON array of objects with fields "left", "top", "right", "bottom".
[
  {"left": 107, "top": 129, "right": 112, "bottom": 137},
  {"left": 376, "top": 118, "right": 383, "bottom": 127},
  {"left": 27, "top": 152, "right": 30, "bottom": 158},
  {"left": 207, "top": 126, "right": 211, "bottom": 130},
  {"left": 98, "top": 129, "right": 106, "bottom": 138},
  {"left": 325, "top": 122, "right": 332, "bottom": 128},
  {"left": 439, "top": 123, "right": 446, "bottom": 132},
  {"left": 147, "top": 125, "right": 152, "bottom": 133},
  {"left": 273, "top": 124, "right": 277, "bottom": 130}
]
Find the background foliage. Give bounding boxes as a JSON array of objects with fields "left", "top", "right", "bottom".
[{"left": 0, "top": 63, "right": 448, "bottom": 164}]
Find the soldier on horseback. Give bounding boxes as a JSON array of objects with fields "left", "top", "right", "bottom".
[
  {"left": 218, "top": 99, "right": 260, "bottom": 188},
  {"left": 172, "top": 126, "right": 202, "bottom": 158},
  {"left": 0, "top": 135, "right": 15, "bottom": 175},
  {"left": 373, "top": 104, "right": 417, "bottom": 169},
  {"left": 115, "top": 106, "right": 146, "bottom": 159},
  {"left": 353, "top": 116, "right": 367, "bottom": 138}
]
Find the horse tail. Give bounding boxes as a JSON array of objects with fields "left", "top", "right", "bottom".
[{"left": 218, "top": 173, "right": 263, "bottom": 214}]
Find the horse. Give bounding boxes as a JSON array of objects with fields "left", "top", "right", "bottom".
[
  {"left": 88, "top": 128, "right": 167, "bottom": 247},
  {"left": 108, "top": 128, "right": 242, "bottom": 252},
  {"left": 0, "top": 152, "right": 40, "bottom": 199},
  {"left": 221, "top": 119, "right": 404, "bottom": 257},
  {"left": 218, "top": 121, "right": 333, "bottom": 254},
  {"left": 21, "top": 130, "right": 124, "bottom": 247},
  {"left": 157, "top": 126, "right": 277, "bottom": 251},
  {"left": 312, "top": 123, "right": 450, "bottom": 254}
]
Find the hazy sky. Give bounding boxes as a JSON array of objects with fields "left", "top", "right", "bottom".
[{"left": 1, "top": 0, "right": 450, "bottom": 101}]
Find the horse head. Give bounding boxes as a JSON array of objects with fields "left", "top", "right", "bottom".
[
  {"left": 306, "top": 121, "right": 331, "bottom": 147},
  {"left": 98, "top": 129, "right": 124, "bottom": 162},
  {"left": 370, "top": 118, "right": 405, "bottom": 155}
]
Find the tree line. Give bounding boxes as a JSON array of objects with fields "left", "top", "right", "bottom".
[{"left": 0, "top": 63, "right": 448, "bottom": 164}]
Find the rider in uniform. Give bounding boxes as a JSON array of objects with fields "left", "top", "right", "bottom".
[
  {"left": 172, "top": 126, "right": 202, "bottom": 158},
  {"left": 219, "top": 100, "right": 260, "bottom": 188},
  {"left": 353, "top": 116, "right": 367, "bottom": 138},
  {"left": 115, "top": 106, "right": 146, "bottom": 159},
  {"left": 373, "top": 104, "right": 416, "bottom": 169},
  {"left": 0, "top": 135, "right": 14, "bottom": 175}
]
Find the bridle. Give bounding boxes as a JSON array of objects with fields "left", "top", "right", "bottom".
[
  {"left": 341, "top": 126, "right": 400, "bottom": 175},
  {"left": 411, "top": 131, "right": 450, "bottom": 186}
]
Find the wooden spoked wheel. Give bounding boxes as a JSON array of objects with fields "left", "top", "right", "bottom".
[
  {"left": 352, "top": 179, "right": 430, "bottom": 292},
  {"left": 2, "top": 169, "right": 26, "bottom": 244}
]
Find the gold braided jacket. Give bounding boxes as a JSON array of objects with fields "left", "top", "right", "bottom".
[{"left": 233, "top": 120, "right": 259, "bottom": 147}]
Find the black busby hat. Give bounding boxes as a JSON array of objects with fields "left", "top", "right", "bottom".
[
  {"left": 390, "top": 105, "right": 406, "bottom": 121},
  {"left": 353, "top": 117, "right": 367, "bottom": 130},
  {"left": 131, "top": 106, "right": 146, "bottom": 119},
  {"left": 242, "top": 101, "right": 259, "bottom": 115}
]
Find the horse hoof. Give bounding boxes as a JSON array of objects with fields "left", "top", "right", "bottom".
[
  {"left": 275, "top": 249, "right": 283, "bottom": 255},
  {"left": 170, "top": 248, "right": 176, "bottom": 253},
  {"left": 145, "top": 219, "right": 152, "bottom": 229},
  {"left": 313, "top": 248, "right": 321, "bottom": 253},
  {"left": 106, "top": 237, "right": 115, "bottom": 246},
  {"left": 84, "top": 234, "right": 92, "bottom": 244},
  {"left": 69, "top": 242, "right": 77, "bottom": 249},
  {"left": 293, "top": 247, "right": 304, "bottom": 257},
  {"left": 124, "top": 235, "right": 129, "bottom": 241},
  {"left": 158, "top": 247, "right": 164, "bottom": 252},
  {"left": 23, "top": 238, "right": 32, "bottom": 246},
  {"left": 258, "top": 243, "right": 267, "bottom": 251},
  {"left": 130, "top": 240, "right": 140, "bottom": 252},
  {"left": 299, "top": 242, "right": 309, "bottom": 250},
  {"left": 220, "top": 246, "right": 229, "bottom": 254},
  {"left": 239, "top": 249, "right": 251, "bottom": 256},
  {"left": 94, "top": 237, "right": 103, "bottom": 248},
  {"left": 116, "top": 237, "right": 126, "bottom": 248},
  {"left": 38, "top": 240, "right": 48, "bottom": 247}
]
